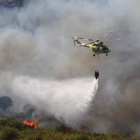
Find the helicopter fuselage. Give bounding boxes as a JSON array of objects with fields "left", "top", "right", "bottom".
[{"left": 85, "top": 44, "right": 110, "bottom": 54}]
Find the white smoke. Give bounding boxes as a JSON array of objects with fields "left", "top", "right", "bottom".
[{"left": 12, "top": 76, "right": 98, "bottom": 127}]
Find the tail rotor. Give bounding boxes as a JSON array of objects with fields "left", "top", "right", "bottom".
[{"left": 71, "top": 37, "right": 77, "bottom": 46}]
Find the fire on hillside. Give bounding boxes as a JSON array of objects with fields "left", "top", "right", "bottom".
[{"left": 23, "top": 118, "right": 39, "bottom": 129}]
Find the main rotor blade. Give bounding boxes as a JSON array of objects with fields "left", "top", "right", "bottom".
[
  {"left": 76, "top": 37, "right": 94, "bottom": 41},
  {"left": 105, "top": 39, "right": 121, "bottom": 41},
  {"left": 99, "top": 30, "right": 114, "bottom": 40}
]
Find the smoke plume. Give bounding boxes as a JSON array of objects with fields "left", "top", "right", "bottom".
[{"left": 12, "top": 76, "right": 98, "bottom": 128}]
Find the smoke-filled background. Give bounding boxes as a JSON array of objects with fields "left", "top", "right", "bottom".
[{"left": 0, "top": 0, "right": 140, "bottom": 134}]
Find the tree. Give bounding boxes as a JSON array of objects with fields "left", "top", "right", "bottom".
[
  {"left": 1, "top": 127, "right": 19, "bottom": 140},
  {"left": 0, "top": 96, "right": 13, "bottom": 112}
]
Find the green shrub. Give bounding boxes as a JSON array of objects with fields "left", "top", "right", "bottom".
[
  {"left": 26, "top": 135, "right": 43, "bottom": 140},
  {"left": 106, "top": 131, "right": 124, "bottom": 140},
  {"left": 1, "top": 127, "right": 19, "bottom": 140},
  {"left": 130, "top": 132, "right": 140, "bottom": 140},
  {"left": 77, "top": 135, "right": 89, "bottom": 140},
  {"left": 0, "top": 120, "right": 7, "bottom": 126},
  {"left": 95, "top": 135, "right": 106, "bottom": 140},
  {"left": 53, "top": 124, "right": 66, "bottom": 133},
  {"left": 0, "top": 119, "right": 33, "bottom": 131}
]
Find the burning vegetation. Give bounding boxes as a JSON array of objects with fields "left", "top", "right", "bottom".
[
  {"left": 0, "top": 118, "right": 139, "bottom": 139},
  {"left": 23, "top": 118, "right": 38, "bottom": 129}
]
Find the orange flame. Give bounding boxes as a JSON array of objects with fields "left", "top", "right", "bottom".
[{"left": 23, "top": 118, "right": 39, "bottom": 129}]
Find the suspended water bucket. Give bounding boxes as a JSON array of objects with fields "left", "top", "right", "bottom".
[{"left": 95, "top": 70, "right": 99, "bottom": 79}]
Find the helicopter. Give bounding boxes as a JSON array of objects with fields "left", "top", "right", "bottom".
[{"left": 72, "top": 31, "right": 114, "bottom": 57}]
